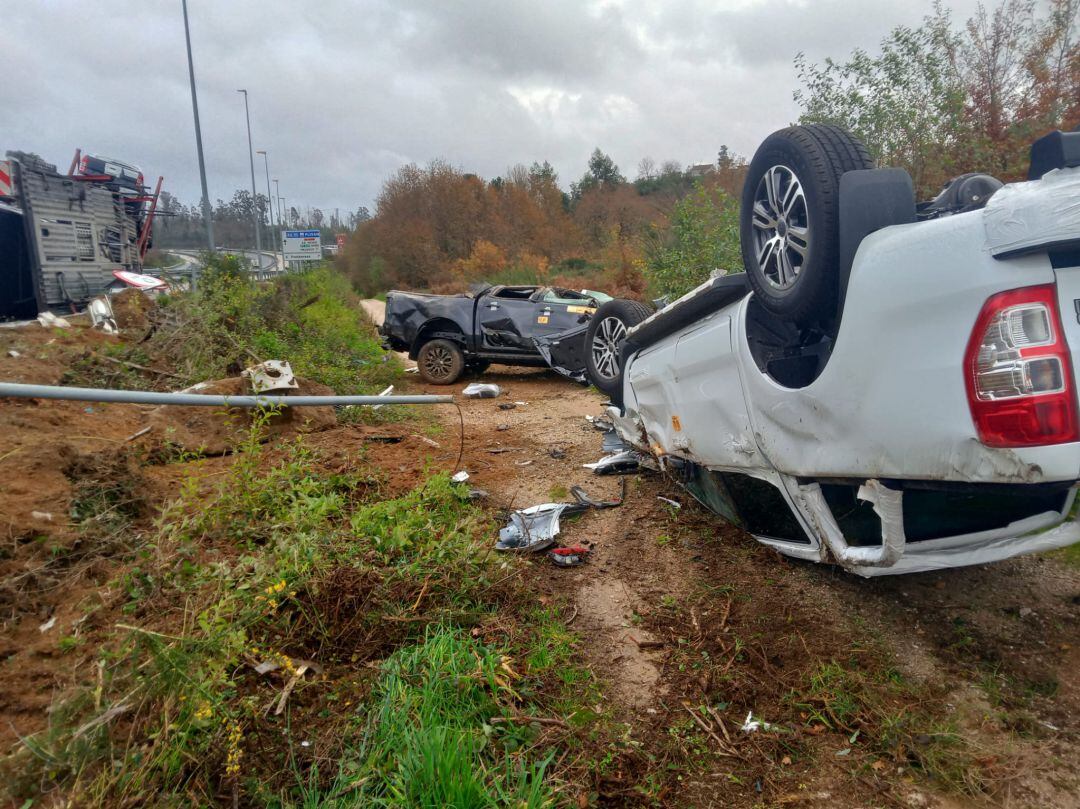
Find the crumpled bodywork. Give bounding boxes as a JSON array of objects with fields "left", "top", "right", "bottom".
[
  {"left": 984, "top": 165, "right": 1080, "bottom": 257},
  {"left": 609, "top": 165, "right": 1080, "bottom": 575},
  {"left": 381, "top": 285, "right": 594, "bottom": 379}
]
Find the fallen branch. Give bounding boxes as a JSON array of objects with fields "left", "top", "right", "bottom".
[{"left": 92, "top": 352, "right": 183, "bottom": 380}]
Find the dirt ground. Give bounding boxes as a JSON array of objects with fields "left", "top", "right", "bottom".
[
  {"left": 363, "top": 298, "right": 1080, "bottom": 808},
  {"left": 2, "top": 305, "right": 1078, "bottom": 807}
]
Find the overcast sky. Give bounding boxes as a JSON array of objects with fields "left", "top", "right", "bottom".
[{"left": 4, "top": 0, "right": 985, "bottom": 217}]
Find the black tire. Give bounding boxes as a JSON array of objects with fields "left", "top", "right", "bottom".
[
  {"left": 416, "top": 339, "right": 465, "bottom": 385},
  {"left": 585, "top": 299, "right": 652, "bottom": 396},
  {"left": 739, "top": 124, "right": 873, "bottom": 325}
]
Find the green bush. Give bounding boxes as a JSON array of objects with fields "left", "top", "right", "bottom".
[
  {"left": 155, "top": 265, "right": 400, "bottom": 394},
  {"left": 640, "top": 183, "right": 742, "bottom": 299}
]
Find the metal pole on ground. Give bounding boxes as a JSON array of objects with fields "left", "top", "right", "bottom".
[
  {"left": 237, "top": 89, "right": 263, "bottom": 265},
  {"left": 181, "top": 0, "right": 214, "bottom": 275}
]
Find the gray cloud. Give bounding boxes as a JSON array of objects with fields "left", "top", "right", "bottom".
[{"left": 2, "top": 0, "right": 985, "bottom": 217}]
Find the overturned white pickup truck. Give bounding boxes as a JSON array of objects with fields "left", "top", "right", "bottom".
[{"left": 590, "top": 124, "right": 1080, "bottom": 576}]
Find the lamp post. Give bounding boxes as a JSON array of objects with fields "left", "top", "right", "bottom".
[
  {"left": 236, "top": 89, "right": 262, "bottom": 266},
  {"left": 181, "top": 0, "right": 214, "bottom": 275},
  {"left": 256, "top": 150, "right": 281, "bottom": 272}
]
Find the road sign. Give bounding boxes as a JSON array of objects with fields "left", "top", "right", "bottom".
[{"left": 282, "top": 229, "right": 321, "bottom": 261}]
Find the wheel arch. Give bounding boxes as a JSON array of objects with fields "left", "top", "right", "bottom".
[{"left": 409, "top": 317, "right": 466, "bottom": 359}]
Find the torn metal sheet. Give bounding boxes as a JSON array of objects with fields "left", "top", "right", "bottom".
[
  {"left": 534, "top": 326, "right": 588, "bottom": 382},
  {"left": 495, "top": 484, "right": 623, "bottom": 552},
  {"left": 87, "top": 296, "right": 117, "bottom": 334},
  {"left": 584, "top": 449, "right": 657, "bottom": 475},
  {"left": 496, "top": 503, "right": 583, "bottom": 552}
]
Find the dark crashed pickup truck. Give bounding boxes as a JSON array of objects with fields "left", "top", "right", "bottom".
[{"left": 380, "top": 284, "right": 650, "bottom": 384}]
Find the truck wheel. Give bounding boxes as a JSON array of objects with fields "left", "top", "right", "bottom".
[
  {"left": 740, "top": 124, "right": 873, "bottom": 326},
  {"left": 417, "top": 339, "right": 465, "bottom": 385},
  {"left": 585, "top": 299, "right": 652, "bottom": 397}
]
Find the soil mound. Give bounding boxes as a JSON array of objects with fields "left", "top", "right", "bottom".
[
  {"left": 109, "top": 288, "right": 157, "bottom": 334},
  {"left": 149, "top": 376, "right": 338, "bottom": 455}
]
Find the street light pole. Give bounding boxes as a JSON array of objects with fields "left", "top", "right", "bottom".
[
  {"left": 237, "top": 89, "right": 262, "bottom": 267},
  {"left": 181, "top": 0, "right": 214, "bottom": 273},
  {"left": 257, "top": 151, "right": 281, "bottom": 272}
]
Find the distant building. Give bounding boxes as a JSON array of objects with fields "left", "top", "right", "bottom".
[{"left": 687, "top": 163, "right": 715, "bottom": 178}]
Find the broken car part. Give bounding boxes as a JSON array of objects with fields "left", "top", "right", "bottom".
[
  {"left": 0, "top": 382, "right": 453, "bottom": 408},
  {"left": 495, "top": 483, "right": 624, "bottom": 552},
  {"left": 548, "top": 546, "right": 590, "bottom": 567},
  {"left": 242, "top": 359, "right": 299, "bottom": 394},
  {"left": 461, "top": 382, "right": 501, "bottom": 398}
]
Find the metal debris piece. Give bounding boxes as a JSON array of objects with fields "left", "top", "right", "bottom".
[
  {"left": 462, "top": 383, "right": 501, "bottom": 398},
  {"left": 498, "top": 402, "right": 516, "bottom": 411},
  {"left": 242, "top": 359, "right": 299, "bottom": 394},
  {"left": 496, "top": 503, "right": 581, "bottom": 553},
  {"left": 584, "top": 449, "right": 655, "bottom": 475},
  {"left": 495, "top": 484, "right": 623, "bottom": 552},
  {"left": 549, "top": 546, "right": 590, "bottom": 567},
  {"left": 601, "top": 427, "right": 630, "bottom": 454}
]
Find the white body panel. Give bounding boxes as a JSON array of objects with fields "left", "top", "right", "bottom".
[{"left": 615, "top": 166, "right": 1080, "bottom": 575}]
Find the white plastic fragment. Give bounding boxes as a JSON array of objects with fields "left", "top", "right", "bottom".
[
  {"left": 37, "top": 311, "right": 71, "bottom": 329},
  {"left": 31, "top": 511, "right": 53, "bottom": 521},
  {"left": 451, "top": 471, "right": 470, "bottom": 484},
  {"left": 741, "top": 711, "right": 779, "bottom": 733},
  {"left": 462, "top": 383, "right": 501, "bottom": 398},
  {"left": 371, "top": 384, "right": 394, "bottom": 409},
  {"left": 87, "top": 296, "right": 117, "bottom": 334},
  {"left": 8, "top": 349, "right": 21, "bottom": 358},
  {"left": 242, "top": 359, "right": 299, "bottom": 394},
  {"left": 657, "top": 496, "right": 681, "bottom": 509},
  {"left": 39, "top": 616, "right": 57, "bottom": 633}
]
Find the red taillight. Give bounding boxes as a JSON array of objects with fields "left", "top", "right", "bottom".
[{"left": 965, "top": 284, "right": 1078, "bottom": 447}]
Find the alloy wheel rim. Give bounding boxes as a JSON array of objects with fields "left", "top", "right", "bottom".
[
  {"left": 423, "top": 345, "right": 453, "bottom": 378},
  {"left": 750, "top": 165, "right": 810, "bottom": 290},
  {"left": 591, "top": 316, "right": 627, "bottom": 380}
]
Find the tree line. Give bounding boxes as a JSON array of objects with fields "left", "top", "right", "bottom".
[{"left": 152, "top": 189, "right": 370, "bottom": 250}]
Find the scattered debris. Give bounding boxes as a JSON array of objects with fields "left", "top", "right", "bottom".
[
  {"left": 414, "top": 435, "right": 441, "bottom": 447},
  {"left": 37, "top": 311, "right": 71, "bottom": 329},
  {"left": 514, "top": 460, "right": 534, "bottom": 467},
  {"left": 7, "top": 349, "right": 20, "bottom": 358},
  {"left": 87, "top": 296, "right": 117, "bottom": 334},
  {"left": 371, "top": 384, "right": 394, "bottom": 409},
  {"left": 513, "top": 401, "right": 528, "bottom": 406},
  {"left": 496, "top": 503, "right": 581, "bottom": 553},
  {"left": 549, "top": 448, "right": 567, "bottom": 459},
  {"left": 31, "top": 511, "right": 53, "bottom": 521},
  {"left": 38, "top": 616, "right": 57, "bottom": 633},
  {"left": 498, "top": 403, "right": 517, "bottom": 411},
  {"left": 496, "top": 424, "right": 510, "bottom": 431},
  {"left": 657, "top": 496, "right": 681, "bottom": 509},
  {"left": 467, "top": 488, "right": 489, "bottom": 500},
  {"left": 741, "top": 711, "right": 781, "bottom": 733},
  {"left": 451, "top": 471, "right": 470, "bottom": 484},
  {"left": 495, "top": 484, "right": 623, "bottom": 552},
  {"left": 601, "top": 427, "right": 630, "bottom": 454},
  {"left": 548, "top": 546, "right": 590, "bottom": 567},
  {"left": 462, "top": 382, "right": 501, "bottom": 398},
  {"left": 585, "top": 414, "right": 614, "bottom": 431},
  {"left": 584, "top": 449, "right": 656, "bottom": 475},
  {"left": 243, "top": 360, "right": 300, "bottom": 394}
]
